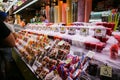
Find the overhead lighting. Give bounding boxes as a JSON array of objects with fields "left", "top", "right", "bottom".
[
  {"left": 13, "top": 0, "right": 38, "bottom": 14},
  {"left": 6, "top": 0, "right": 17, "bottom": 13}
]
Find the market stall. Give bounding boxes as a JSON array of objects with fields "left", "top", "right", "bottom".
[{"left": 13, "top": 23, "right": 120, "bottom": 80}]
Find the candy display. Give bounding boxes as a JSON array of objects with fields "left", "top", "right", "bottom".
[{"left": 15, "top": 23, "right": 120, "bottom": 80}]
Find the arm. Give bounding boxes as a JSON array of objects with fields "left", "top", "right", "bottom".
[
  {"left": 0, "top": 20, "right": 15, "bottom": 48},
  {"left": 4, "top": 22, "right": 17, "bottom": 39},
  {"left": 4, "top": 33, "right": 15, "bottom": 47}
]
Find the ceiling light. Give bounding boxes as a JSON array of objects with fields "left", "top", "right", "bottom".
[{"left": 13, "top": 0, "right": 38, "bottom": 14}]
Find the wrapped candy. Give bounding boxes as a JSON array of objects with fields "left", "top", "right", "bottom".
[
  {"left": 72, "top": 56, "right": 80, "bottom": 64},
  {"left": 57, "top": 64, "right": 68, "bottom": 80},
  {"left": 72, "top": 69, "right": 81, "bottom": 79},
  {"left": 47, "top": 59, "right": 57, "bottom": 69},
  {"left": 52, "top": 75, "right": 62, "bottom": 80},
  {"left": 45, "top": 71, "right": 55, "bottom": 80},
  {"left": 66, "top": 75, "right": 73, "bottom": 80},
  {"left": 49, "top": 49, "right": 58, "bottom": 59},
  {"left": 39, "top": 69, "right": 49, "bottom": 79},
  {"left": 36, "top": 66, "right": 43, "bottom": 74}
]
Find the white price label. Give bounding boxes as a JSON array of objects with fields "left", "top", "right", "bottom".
[
  {"left": 65, "top": 58, "right": 72, "bottom": 64},
  {"left": 100, "top": 65, "right": 112, "bottom": 77},
  {"left": 86, "top": 51, "right": 95, "bottom": 58},
  {"left": 45, "top": 45, "right": 50, "bottom": 49},
  {"left": 94, "top": 28, "right": 106, "bottom": 37},
  {"left": 58, "top": 41, "right": 65, "bottom": 46},
  {"left": 80, "top": 28, "right": 89, "bottom": 36}
]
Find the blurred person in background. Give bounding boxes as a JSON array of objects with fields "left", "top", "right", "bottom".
[
  {"left": 7, "top": 15, "right": 15, "bottom": 24},
  {"left": 40, "top": 14, "right": 49, "bottom": 23},
  {"left": 19, "top": 18, "right": 26, "bottom": 27}
]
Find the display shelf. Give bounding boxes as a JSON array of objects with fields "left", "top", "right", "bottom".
[
  {"left": 22, "top": 28, "right": 120, "bottom": 69},
  {"left": 12, "top": 48, "right": 39, "bottom": 80},
  {"left": 14, "top": 24, "right": 120, "bottom": 80},
  {"left": 13, "top": 0, "right": 29, "bottom": 12}
]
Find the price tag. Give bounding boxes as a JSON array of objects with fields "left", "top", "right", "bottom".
[
  {"left": 45, "top": 45, "right": 50, "bottom": 50},
  {"left": 80, "top": 28, "right": 89, "bottom": 36},
  {"left": 94, "top": 28, "right": 106, "bottom": 37},
  {"left": 58, "top": 40, "right": 65, "bottom": 46},
  {"left": 86, "top": 51, "right": 95, "bottom": 58},
  {"left": 100, "top": 65, "right": 112, "bottom": 77},
  {"left": 65, "top": 58, "right": 72, "bottom": 64}
]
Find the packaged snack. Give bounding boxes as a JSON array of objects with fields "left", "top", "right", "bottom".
[
  {"left": 66, "top": 76, "right": 73, "bottom": 80},
  {"left": 42, "top": 56, "right": 50, "bottom": 62},
  {"left": 72, "top": 69, "right": 81, "bottom": 79},
  {"left": 45, "top": 71, "right": 55, "bottom": 80},
  {"left": 72, "top": 56, "right": 80, "bottom": 64},
  {"left": 47, "top": 59, "right": 57, "bottom": 69},
  {"left": 57, "top": 49, "right": 67, "bottom": 60},
  {"left": 52, "top": 75, "right": 62, "bottom": 80},
  {"left": 57, "top": 64, "right": 68, "bottom": 80},
  {"left": 39, "top": 68, "right": 49, "bottom": 79},
  {"left": 49, "top": 49, "right": 58, "bottom": 59},
  {"left": 36, "top": 66, "right": 43, "bottom": 74},
  {"left": 63, "top": 42, "right": 71, "bottom": 50}
]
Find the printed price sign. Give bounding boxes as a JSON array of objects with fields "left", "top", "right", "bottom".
[
  {"left": 94, "top": 28, "right": 106, "bottom": 37},
  {"left": 80, "top": 28, "right": 89, "bottom": 36},
  {"left": 58, "top": 40, "right": 65, "bottom": 46},
  {"left": 65, "top": 59, "right": 72, "bottom": 64},
  {"left": 100, "top": 65, "right": 112, "bottom": 77},
  {"left": 45, "top": 45, "right": 50, "bottom": 50},
  {"left": 86, "top": 51, "right": 95, "bottom": 58}
]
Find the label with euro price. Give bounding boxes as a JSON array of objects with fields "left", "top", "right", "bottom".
[
  {"left": 100, "top": 65, "right": 112, "bottom": 77},
  {"left": 45, "top": 45, "right": 50, "bottom": 50},
  {"left": 65, "top": 58, "right": 72, "bottom": 64},
  {"left": 86, "top": 51, "right": 95, "bottom": 58},
  {"left": 58, "top": 40, "right": 65, "bottom": 46}
]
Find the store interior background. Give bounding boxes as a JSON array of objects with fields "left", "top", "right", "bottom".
[
  {"left": 0, "top": 0, "right": 120, "bottom": 80},
  {"left": 1, "top": 0, "right": 120, "bottom": 26}
]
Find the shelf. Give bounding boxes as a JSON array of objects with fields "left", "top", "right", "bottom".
[
  {"left": 12, "top": 48, "right": 39, "bottom": 80},
  {"left": 13, "top": 0, "right": 38, "bottom": 14},
  {"left": 22, "top": 28, "right": 120, "bottom": 70}
]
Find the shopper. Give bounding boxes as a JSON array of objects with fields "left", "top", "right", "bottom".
[
  {"left": 19, "top": 18, "right": 26, "bottom": 27},
  {"left": 7, "top": 15, "right": 15, "bottom": 24},
  {"left": 40, "top": 14, "right": 49, "bottom": 23},
  {"left": 0, "top": 11, "right": 15, "bottom": 80}
]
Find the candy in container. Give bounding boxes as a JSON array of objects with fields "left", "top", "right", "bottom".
[
  {"left": 52, "top": 75, "right": 62, "bottom": 80},
  {"left": 45, "top": 71, "right": 55, "bottom": 80}
]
